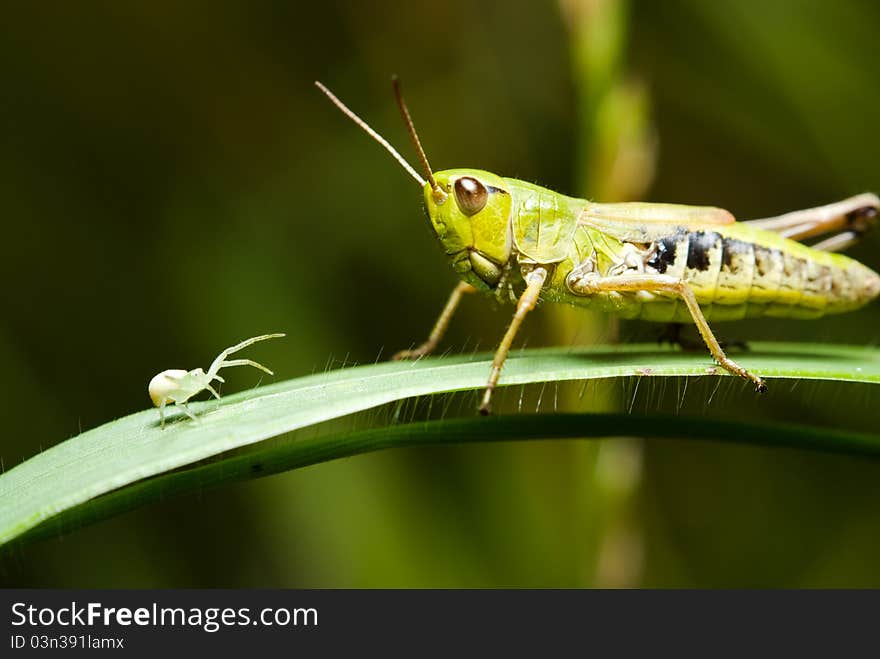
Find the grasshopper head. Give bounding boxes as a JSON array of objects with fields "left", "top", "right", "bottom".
[
  {"left": 316, "top": 81, "right": 514, "bottom": 289},
  {"left": 425, "top": 169, "right": 513, "bottom": 290}
]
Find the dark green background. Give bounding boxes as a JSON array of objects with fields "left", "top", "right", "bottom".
[{"left": 2, "top": 0, "right": 879, "bottom": 587}]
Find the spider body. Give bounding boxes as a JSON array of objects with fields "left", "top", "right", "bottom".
[{"left": 148, "top": 333, "right": 284, "bottom": 428}]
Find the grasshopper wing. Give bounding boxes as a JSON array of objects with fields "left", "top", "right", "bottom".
[{"left": 578, "top": 202, "right": 735, "bottom": 242}]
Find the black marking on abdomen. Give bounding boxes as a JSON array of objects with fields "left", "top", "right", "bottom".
[
  {"left": 687, "top": 231, "right": 720, "bottom": 271},
  {"left": 721, "top": 237, "right": 752, "bottom": 270},
  {"left": 647, "top": 236, "right": 678, "bottom": 274},
  {"left": 754, "top": 246, "right": 782, "bottom": 278}
]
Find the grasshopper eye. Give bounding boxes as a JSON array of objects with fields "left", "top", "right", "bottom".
[{"left": 454, "top": 177, "right": 488, "bottom": 216}]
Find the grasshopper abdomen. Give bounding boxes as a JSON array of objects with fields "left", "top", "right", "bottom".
[{"left": 561, "top": 223, "right": 879, "bottom": 322}]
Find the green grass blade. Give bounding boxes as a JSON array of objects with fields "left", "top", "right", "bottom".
[
  {"left": 12, "top": 412, "right": 880, "bottom": 548},
  {"left": 1, "top": 342, "right": 878, "bottom": 548}
]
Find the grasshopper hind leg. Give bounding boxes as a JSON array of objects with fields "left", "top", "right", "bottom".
[
  {"left": 746, "top": 193, "right": 879, "bottom": 251},
  {"left": 658, "top": 323, "right": 702, "bottom": 352},
  {"left": 570, "top": 274, "right": 767, "bottom": 393},
  {"left": 658, "top": 322, "right": 749, "bottom": 352}
]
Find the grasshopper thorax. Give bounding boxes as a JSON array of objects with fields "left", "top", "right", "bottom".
[{"left": 425, "top": 169, "right": 513, "bottom": 290}]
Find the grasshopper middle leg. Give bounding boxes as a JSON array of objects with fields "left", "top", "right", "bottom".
[
  {"left": 571, "top": 274, "right": 767, "bottom": 393},
  {"left": 479, "top": 267, "right": 548, "bottom": 415}
]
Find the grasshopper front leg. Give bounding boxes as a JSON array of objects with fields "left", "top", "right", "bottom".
[
  {"left": 571, "top": 274, "right": 767, "bottom": 393},
  {"left": 394, "top": 281, "right": 477, "bottom": 360},
  {"left": 479, "top": 268, "right": 548, "bottom": 415}
]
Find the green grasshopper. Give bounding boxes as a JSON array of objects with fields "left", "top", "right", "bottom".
[{"left": 317, "top": 80, "right": 880, "bottom": 414}]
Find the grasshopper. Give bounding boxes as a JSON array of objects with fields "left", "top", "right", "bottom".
[{"left": 317, "top": 80, "right": 880, "bottom": 414}]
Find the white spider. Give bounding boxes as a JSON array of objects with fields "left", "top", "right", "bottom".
[{"left": 148, "top": 333, "right": 285, "bottom": 428}]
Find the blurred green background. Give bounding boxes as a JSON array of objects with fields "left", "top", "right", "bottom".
[{"left": 2, "top": 0, "right": 880, "bottom": 587}]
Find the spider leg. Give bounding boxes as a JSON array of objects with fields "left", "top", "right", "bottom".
[
  {"left": 177, "top": 402, "right": 199, "bottom": 421},
  {"left": 216, "top": 358, "right": 273, "bottom": 375},
  {"left": 206, "top": 333, "right": 284, "bottom": 380}
]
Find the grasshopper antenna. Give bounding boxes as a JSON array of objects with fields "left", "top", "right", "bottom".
[
  {"left": 391, "top": 75, "right": 446, "bottom": 202},
  {"left": 315, "top": 81, "right": 426, "bottom": 188}
]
